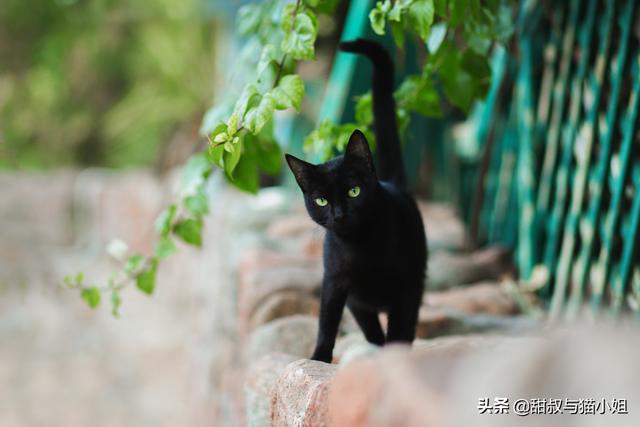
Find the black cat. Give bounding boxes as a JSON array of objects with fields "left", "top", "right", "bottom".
[{"left": 285, "top": 39, "right": 427, "bottom": 363}]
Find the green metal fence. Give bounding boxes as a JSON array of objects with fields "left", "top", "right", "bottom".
[{"left": 470, "top": 0, "right": 640, "bottom": 318}]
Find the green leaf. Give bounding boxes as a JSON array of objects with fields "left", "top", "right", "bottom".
[
  {"left": 462, "top": 50, "right": 491, "bottom": 100},
  {"left": 449, "top": 0, "right": 466, "bottom": 27},
  {"left": 272, "top": 75, "right": 304, "bottom": 111},
  {"left": 281, "top": 10, "right": 318, "bottom": 60},
  {"left": 184, "top": 187, "right": 209, "bottom": 216},
  {"left": 303, "top": 119, "right": 374, "bottom": 161},
  {"left": 355, "top": 93, "right": 373, "bottom": 126},
  {"left": 406, "top": 0, "right": 435, "bottom": 41},
  {"left": 208, "top": 143, "right": 225, "bottom": 169},
  {"left": 201, "top": 102, "right": 234, "bottom": 135},
  {"left": 233, "top": 85, "right": 260, "bottom": 119},
  {"left": 258, "top": 45, "right": 278, "bottom": 76},
  {"left": 125, "top": 254, "right": 146, "bottom": 274},
  {"left": 461, "top": 49, "right": 491, "bottom": 80},
  {"left": 433, "top": 0, "right": 447, "bottom": 17},
  {"left": 75, "top": 272, "right": 84, "bottom": 285},
  {"left": 390, "top": 20, "right": 405, "bottom": 46},
  {"left": 304, "top": 120, "right": 340, "bottom": 160},
  {"left": 181, "top": 153, "right": 210, "bottom": 191},
  {"left": 111, "top": 289, "right": 121, "bottom": 317},
  {"left": 254, "top": 134, "right": 283, "bottom": 175},
  {"left": 245, "top": 93, "right": 275, "bottom": 134},
  {"left": 213, "top": 129, "right": 228, "bottom": 143},
  {"left": 443, "top": 81, "right": 473, "bottom": 113},
  {"left": 433, "top": 45, "right": 492, "bottom": 113},
  {"left": 237, "top": 3, "right": 264, "bottom": 35},
  {"left": 224, "top": 135, "right": 243, "bottom": 177},
  {"left": 369, "top": 7, "right": 386, "bottom": 36},
  {"left": 388, "top": 2, "right": 403, "bottom": 21},
  {"left": 154, "top": 204, "right": 177, "bottom": 237},
  {"left": 281, "top": 4, "right": 297, "bottom": 33},
  {"left": 155, "top": 237, "right": 177, "bottom": 260},
  {"left": 463, "top": 8, "right": 494, "bottom": 55},
  {"left": 495, "top": 4, "right": 515, "bottom": 43},
  {"left": 136, "top": 259, "right": 158, "bottom": 295},
  {"left": 209, "top": 122, "right": 227, "bottom": 146},
  {"left": 304, "top": 0, "right": 340, "bottom": 14},
  {"left": 227, "top": 112, "right": 239, "bottom": 136},
  {"left": 397, "top": 107, "right": 410, "bottom": 137},
  {"left": 395, "top": 75, "right": 442, "bottom": 117},
  {"left": 81, "top": 287, "right": 101, "bottom": 309},
  {"left": 427, "top": 22, "right": 447, "bottom": 53},
  {"left": 173, "top": 218, "right": 203, "bottom": 247},
  {"left": 231, "top": 153, "right": 259, "bottom": 194}
]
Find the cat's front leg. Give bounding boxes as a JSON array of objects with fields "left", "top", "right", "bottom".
[{"left": 310, "top": 276, "right": 347, "bottom": 363}]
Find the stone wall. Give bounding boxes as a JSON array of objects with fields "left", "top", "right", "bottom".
[
  {"left": 0, "top": 169, "right": 241, "bottom": 426},
  {"left": 4, "top": 170, "right": 637, "bottom": 427}
]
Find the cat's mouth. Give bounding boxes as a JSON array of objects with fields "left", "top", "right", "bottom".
[{"left": 326, "top": 218, "right": 352, "bottom": 234}]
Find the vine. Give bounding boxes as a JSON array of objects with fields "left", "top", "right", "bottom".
[
  {"left": 64, "top": 0, "right": 513, "bottom": 315},
  {"left": 306, "top": 0, "right": 513, "bottom": 159}
]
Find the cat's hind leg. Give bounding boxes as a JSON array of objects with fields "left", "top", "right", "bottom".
[
  {"left": 386, "top": 284, "right": 422, "bottom": 343},
  {"left": 347, "top": 303, "right": 385, "bottom": 345}
]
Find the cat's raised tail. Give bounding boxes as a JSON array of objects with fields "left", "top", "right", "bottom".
[{"left": 339, "top": 38, "right": 405, "bottom": 189}]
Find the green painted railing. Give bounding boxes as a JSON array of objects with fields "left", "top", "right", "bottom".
[{"left": 470, "top": 0, "right": 640, "bottom": 318}]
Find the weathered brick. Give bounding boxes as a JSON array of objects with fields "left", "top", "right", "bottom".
[
  {"left": 246, "top": 315, "right": 318, "bottom": 363},
  {"left": 327, "top": 336, "right": 509, "bottom": 427},
  {"left": 245, "top": 352, "right": 298, "bottom": 427},
  {"left": 270, "top": 359, "right": 337, "bottom": 427},
  {"left": 427, "top": 246, "right": 513, "bottom": 289},
  {"left": 237, "top": 249, "right": 322, "bottom": 337},
  {"left": 424, "top": 282, "right": 520, "bottom": 316},
  {"left": 417, "top": 201, "right": 468, "bottom": 251},
  {"left": 249, "top": 290, "right": 320, "bottom": 331}
]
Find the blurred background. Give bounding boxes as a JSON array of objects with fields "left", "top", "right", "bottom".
[
  {"left": 2, "top": 0, "right": 640, "bottom": 426},
  {"left": 0, "top": 0, "right": 218, "bottom": 170},
  {"left": 0, "top": 0, "right": 344, "bottom": 425}
]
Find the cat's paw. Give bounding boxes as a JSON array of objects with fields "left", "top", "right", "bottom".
[{"left": 310, "top": 349, "right": 333, "bottom": 363}]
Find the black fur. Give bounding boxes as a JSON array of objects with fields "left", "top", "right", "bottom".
[{"left": 285, "top": 39, "right": 427, "bottom": 363}]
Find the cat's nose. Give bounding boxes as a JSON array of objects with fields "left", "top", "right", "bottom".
[{"left": 333, "top": 207, "right": 345, "bottom": 221}]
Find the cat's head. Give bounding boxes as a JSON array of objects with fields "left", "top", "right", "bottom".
[{"left": 285, "top": 130, "right": 379, "bottom": 235}]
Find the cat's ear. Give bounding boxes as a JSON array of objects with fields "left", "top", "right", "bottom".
[
  {"left": 345, "top": 129, "right": 375, "bottom": 173},
  {"left": 285, "top": 154, "right": 315, "bottom": 193}
]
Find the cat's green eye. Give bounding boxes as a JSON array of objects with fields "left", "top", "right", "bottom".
[
  {"left": 348, "top": 186, "right": 361, "bottom": 198},
  {"left": 315, "top": 197, "right": 328, "bottom": 207}
]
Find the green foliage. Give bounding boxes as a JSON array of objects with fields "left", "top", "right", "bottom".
[
  {"left": 125, "top": 255, "right": 146, "bottom": 274},
  {"left": 67, "top": 0, "right": 514, "bottom": 314},
  {"left": 370, "top": 0, "right": 434, "bottom": 41},
  {"left": 0, "top": 0, "right": 215, "bottom": 169},
  {"left": 272, "top": 75, "right": 305, "bottom": 111},
  {"left": 155, "top": 237, "right": 178, "bottom": 259},
  {"left": 173, "top": 218, "right": 203, "bottom": 247},
  {"left": 155, "top": 205, "right": 178, "bottom": 238},
  {"left": 306, "top": 0, "right": 513, "bottom": 159},
  {"left": 111, "top": 289, "right": 122, "bottom": 317},
  {"left": 282, "top": 6, "right": 318, "bottom": 60},
  {"left": 184, "top": 188, "right": 209, "bottom": 216},
  {"left": 304, "top": 119, "right": 376, "bottom": 161},
  {"left": 81, "top": 287, "right": 102, "bottom": 309},
  {"left": 202, "top": 0, "right": 318, "bottom": 192},
  {"left": 136, "top": 259, "right": 158, "bottom": 295}
]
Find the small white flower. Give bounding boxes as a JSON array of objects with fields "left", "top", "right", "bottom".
[{"left": 106, "top": 239, "right": 128, "bottom": 262}]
